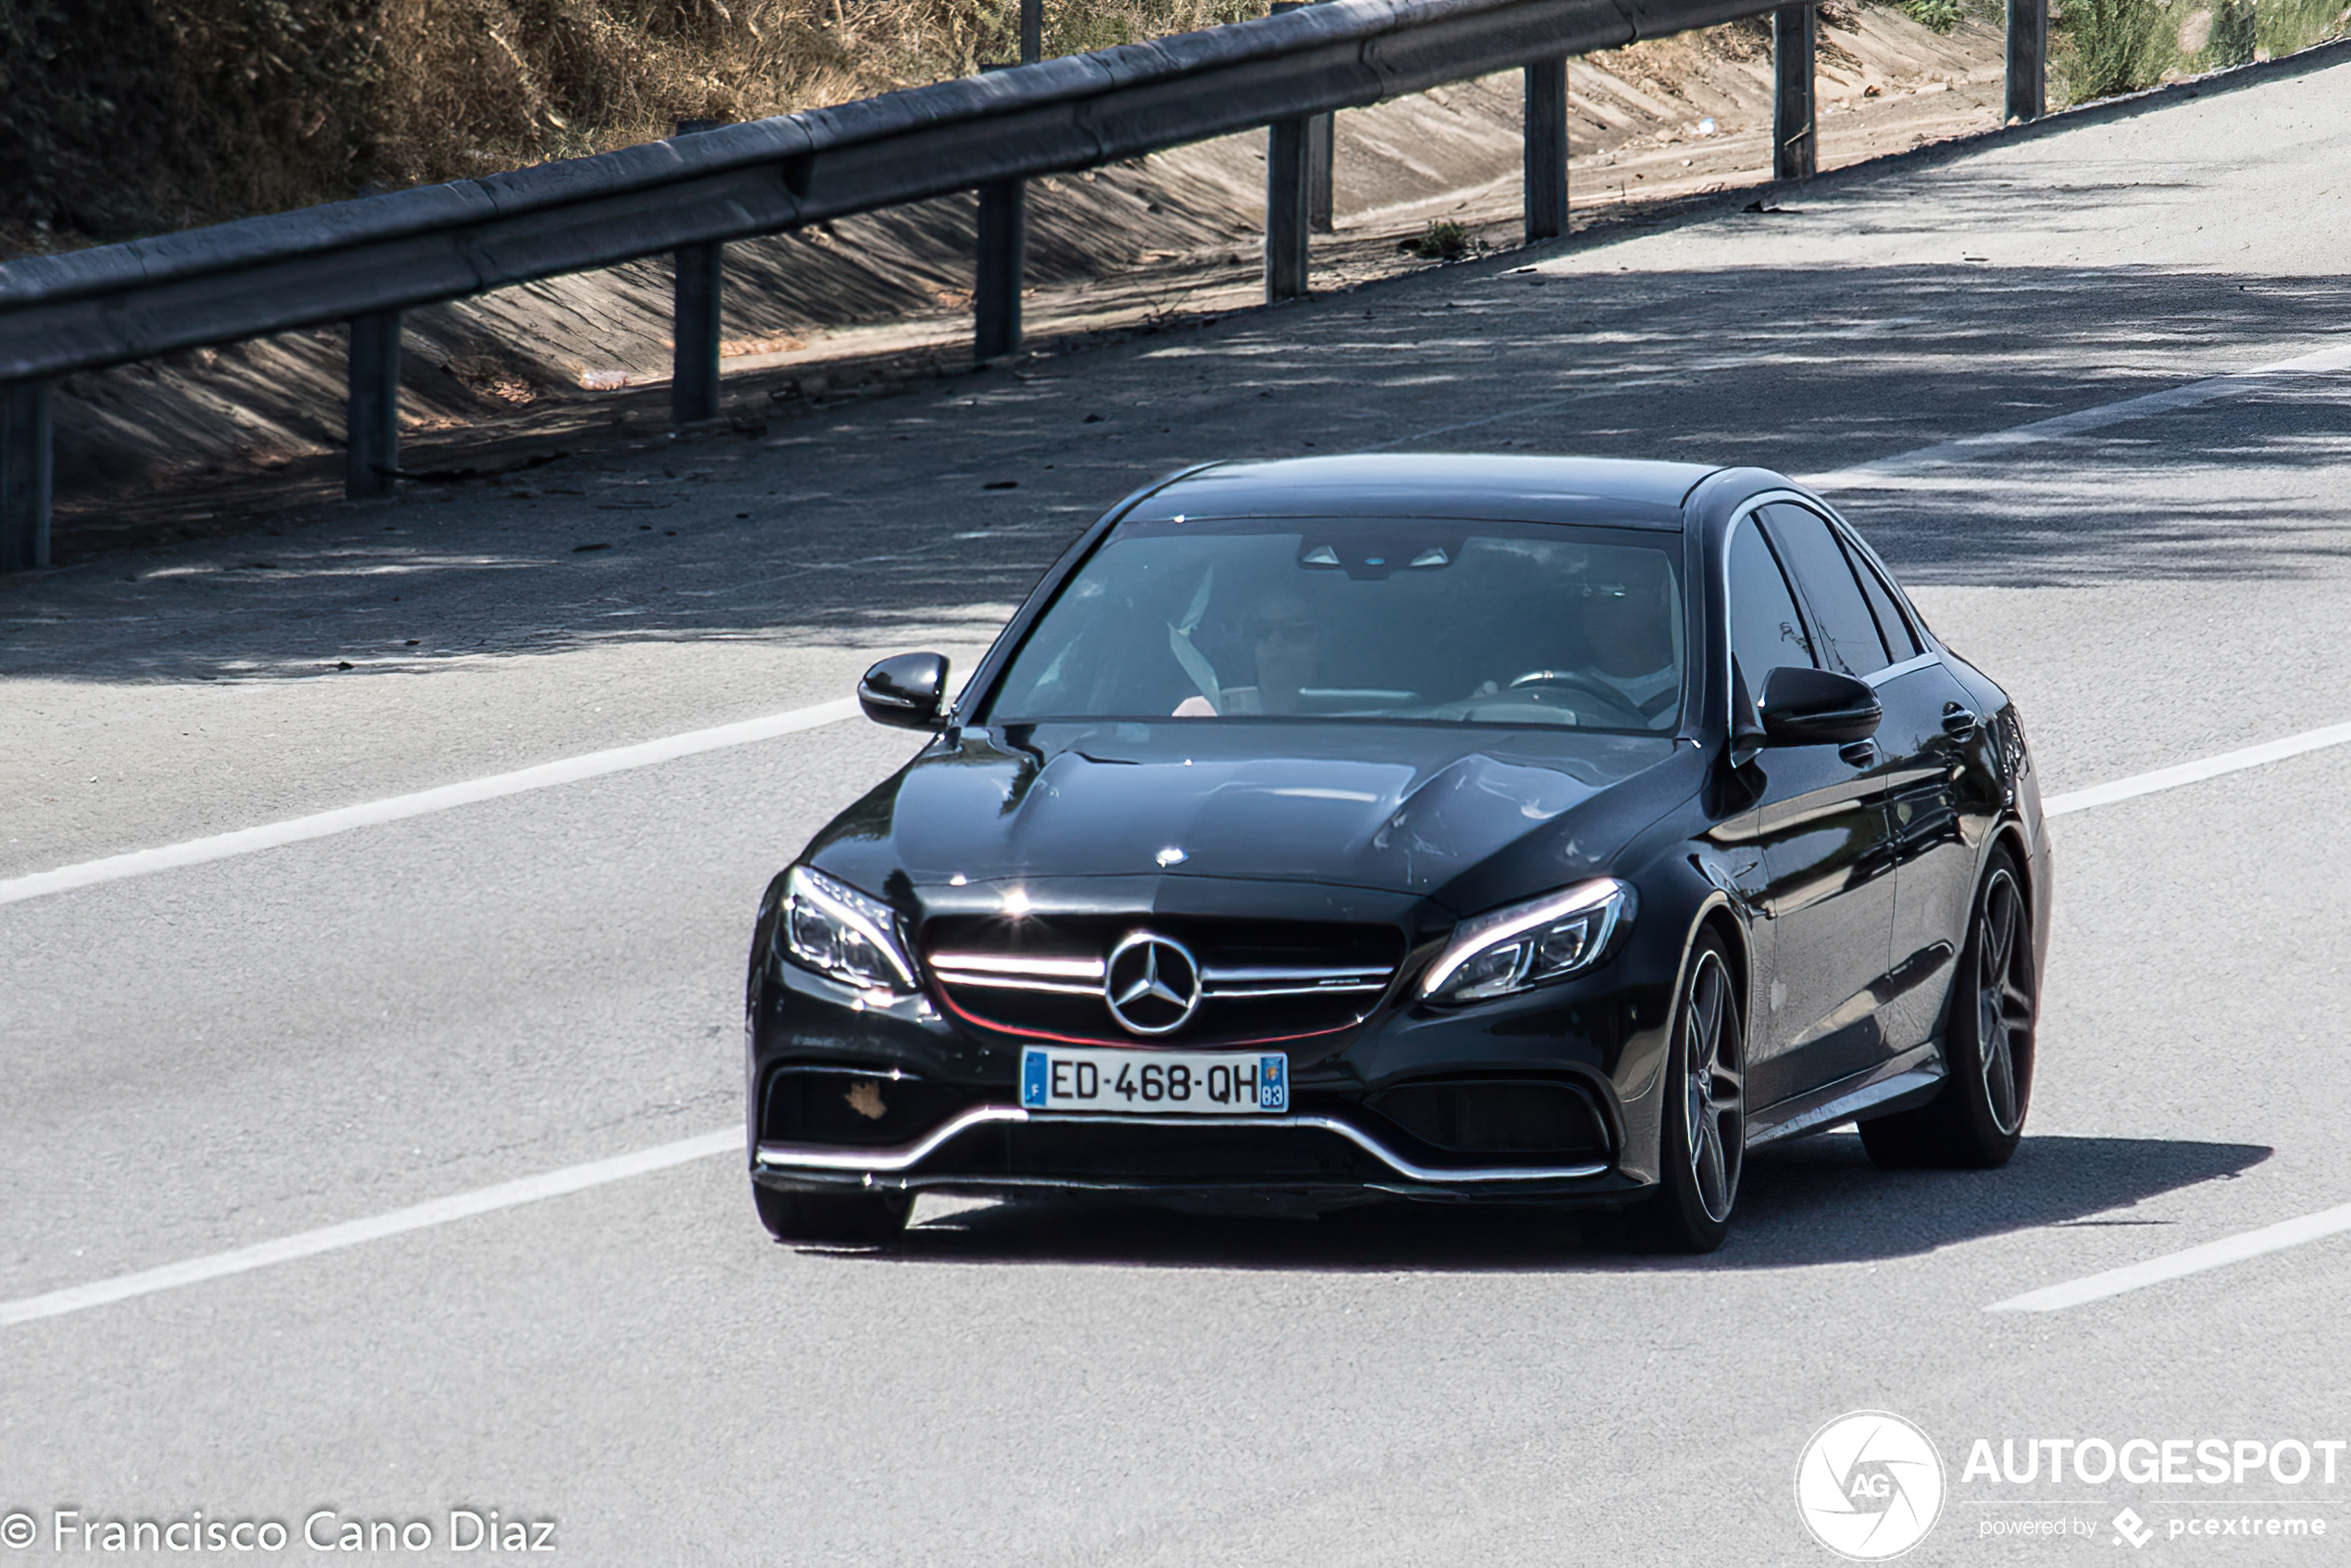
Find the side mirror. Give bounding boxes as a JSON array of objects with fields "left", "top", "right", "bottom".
[
  {"left": 858, "top": 653, "right": 951, "bottom": 729},
  {"left": 1759, "top": 666, "right": 1881, "bottom": 746}
]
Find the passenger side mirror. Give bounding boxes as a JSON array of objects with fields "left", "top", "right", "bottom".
[
  {"left": 858, "top": 653, "right": 951, "bottom": 729},
  {"left": 1759, "top": 666, "right": 1881, "bottom": 746}
]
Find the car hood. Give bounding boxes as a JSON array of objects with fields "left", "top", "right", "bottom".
[{"left": 808, "top": 722, "right": 1686, "bottom": 910}]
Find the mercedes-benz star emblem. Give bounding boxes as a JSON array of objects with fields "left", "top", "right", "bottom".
[{"left": 1103, "top": 932, "right": 1202, "bottom": 1037}]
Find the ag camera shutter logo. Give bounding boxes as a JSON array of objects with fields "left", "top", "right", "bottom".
[{"left": 1795, "top": 1411, "right": 1946, "bottom": 1560}]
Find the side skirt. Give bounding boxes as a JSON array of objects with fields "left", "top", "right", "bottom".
[{"left": 1746, "top": 1041, "right": 1946, "bottom": 1147}]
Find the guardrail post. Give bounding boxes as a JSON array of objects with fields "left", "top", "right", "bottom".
[
  {"left": 1271, "top": 2, "right": 1336, "bottom": 236},
  {"left": 1772, "top": 5, "right": 1818, "bottom": 181},
  {"left": 973, "top": 61, "right": 1027, "bottom": 362},
  {"left": 673, "top": 241, "right": 725, "bottom": 422},
  {"left": 1021, "top": 0, "right": 1043, "bottom": 64},
  {"left": 1266, "top": 117, "right": 1312, "bottom": 302},
  {"left": 2006, "top": 0, "right": 2046, "bottom": 122},
  {"left": 1524, "top": 57, "right": 1570, "bottom": 242},
  {"left": 1, "top": 380, "right": 54, "bottom": 572},
  {"left": 1309, "top": 111, "right": 1336, "bottom": 233},
  {"left": 976, "top": 180, "right": 1027, "bottom": 360},
  {"left": 346, "top": 311, "right": 402, "bottom": 500}
]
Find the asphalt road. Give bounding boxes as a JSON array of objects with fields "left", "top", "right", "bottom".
[{"left": 5, "top": 51, "right": 2351, "bottom": 1568}]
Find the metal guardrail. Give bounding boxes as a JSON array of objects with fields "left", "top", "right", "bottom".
[{"left": 0, "top": 0, "right": 2046, "bottom": 572}]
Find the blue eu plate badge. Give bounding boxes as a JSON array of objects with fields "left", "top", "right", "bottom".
[{"left": 1257, "top": 1053, "right": 1287, "bottom": 1112}]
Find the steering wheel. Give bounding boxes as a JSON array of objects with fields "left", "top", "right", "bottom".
[{"left": 1505, "top": 668, "right": 1642, "bottom": 716}]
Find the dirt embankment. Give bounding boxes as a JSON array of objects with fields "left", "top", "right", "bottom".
[
  {"left": 28, "top": 6, "right": 2011, "bottom": 560},
  {"left": 0, "top": 0, "right": 1254, "bottom": 255}
]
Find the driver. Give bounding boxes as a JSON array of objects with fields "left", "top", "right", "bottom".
[{"left": 1574, "top": 555, "right": 1680, "bottom": 720}]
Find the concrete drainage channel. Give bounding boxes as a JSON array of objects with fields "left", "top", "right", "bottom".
[
  {"left": 30, "top": 17, "right": 2018, "bottom": 543},
  {"left": 4, "top": 4, "right": 2343, "bottom": 574},
  {"left": 0, "top": 0, "right": 2069, "bottom": 576}
]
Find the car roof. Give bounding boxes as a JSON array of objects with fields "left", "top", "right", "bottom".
[{"left": 1122, "top": 454, "right": 1720, "bottom": 530}]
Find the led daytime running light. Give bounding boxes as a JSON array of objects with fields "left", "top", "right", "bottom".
[
  {"left": 784, "top": 865, "right": 918, "bottom": 991},
  {"left": 1421, "top": 878, "right": 1631, "bottom": 1001}
]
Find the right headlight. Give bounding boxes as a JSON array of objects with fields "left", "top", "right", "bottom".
[
  {"left": 1420, "top": 878, "right": 1633, "bottom": 1005},
  {"left": 778, "top": 865, "right": 918, "bottom": 994}
]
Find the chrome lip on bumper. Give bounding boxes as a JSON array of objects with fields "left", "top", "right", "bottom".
[{"left": 753, "top": 1103, "right": 1611, "bottom": 1184}]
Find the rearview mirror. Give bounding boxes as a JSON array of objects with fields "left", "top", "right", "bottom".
[
  {"left": 858, "top": 653, "right": 951, "bottom": 729},
  {"left": 1759, "top": 666, "right": 1881, "bottom": 746}
]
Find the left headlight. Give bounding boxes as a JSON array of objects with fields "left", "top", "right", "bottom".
[
  {"left": 778, "top": 865, "right": 919, "bottom": 994},
  {"left": 1420, "top": 878, "right": 1633, "bottom": 1005}
]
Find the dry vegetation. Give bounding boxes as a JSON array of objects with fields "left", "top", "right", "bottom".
[
  {"left": 0, "top": 0, "right": 1253, "bottom": 253},
  {"left": 2052, "top": 0, "right": 2347, "bottom": 104},
  {"left": 5, "top": 0, "right": 2341, "bottom": 259}
]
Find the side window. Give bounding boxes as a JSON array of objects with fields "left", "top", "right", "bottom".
[
  {"left": 1841, "top": 534, "right": 1924, "bottom": 661},
  {"left": 1728, "top": 516, "right": 1816, "bottom": 703},
  {"left": 1760, "top": 504, "right": 1891, "bottom": 678}
]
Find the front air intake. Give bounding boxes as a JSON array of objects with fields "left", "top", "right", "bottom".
[{"left": 1366, "top": 1078, "right": 1611, "bottom": 1159}]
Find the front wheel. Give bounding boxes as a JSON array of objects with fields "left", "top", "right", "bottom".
[
  {"left": 1860, "top": 850, "right": 2036, "bottom": 1170},
  {"left": 1634, "top": 932, "right": 1746, "bottom": 1253},
  {"left": 753, "top": 1182, "right": 912, "bottom": 1244}
]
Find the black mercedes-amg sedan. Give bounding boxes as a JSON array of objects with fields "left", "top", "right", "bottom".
[{"left": 743, "top": 454, "right": 2049, "bottom": 1251}]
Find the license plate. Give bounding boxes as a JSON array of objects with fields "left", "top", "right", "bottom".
[{"left": 1019, "top": 1046, "right": 1288, "bottom": 1114}]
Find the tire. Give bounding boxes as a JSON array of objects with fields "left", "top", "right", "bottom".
[
  {"left": 1859, "top": 849, "right": 2036, "bottom": 1171},
  {"left": 1633, "top": 932, "right": 1746, "bottom": 1253},
  {"left": 753, "top": 1182, "right": 912, "bottom": 1244}
]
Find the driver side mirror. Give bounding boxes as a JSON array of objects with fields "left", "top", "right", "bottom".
[
  {"left": 858, "top": 652, "right": 951, "bottom": 729},
  {"left": 1758, "top": 666, "right": 1882, "bottom": 746}
]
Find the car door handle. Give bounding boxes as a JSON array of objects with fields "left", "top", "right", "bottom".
[
  {"left": 1838, "top": 740, "right": 1879, "bottom": 768},
  {"left": 1941, "top": 703, "right": 1979, "bottom": 739}
]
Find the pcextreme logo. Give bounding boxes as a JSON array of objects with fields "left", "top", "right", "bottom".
[{"left": 1797, "top": 1410, "right": 1947, "bottom": 1561}]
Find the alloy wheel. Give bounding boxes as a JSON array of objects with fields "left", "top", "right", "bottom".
[
  {"left": 1974, "top": 868, "right": 2034, "bottom": 1138},
  {"left": 1683, "top": 949, "right": 1746, "bottom": 1225}
]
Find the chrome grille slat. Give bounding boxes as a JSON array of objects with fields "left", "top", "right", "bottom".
[
  {"left": 930, "top": 953, "right": 1106, "bottom": 979},
  {"left": 922, "top": 918, "right": 1406, "bottom": 1043},
  {"left": 928, "top": 972, "right": 1104, "bottom": 997},
  {"left": 1204, "top": 978, "right": 1388, "bottom": 998},
  {"left": 1200, "top": 965, "right": 1392, "bottom": 983}
]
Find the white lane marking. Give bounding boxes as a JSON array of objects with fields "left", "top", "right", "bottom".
[
  {"left": 13, "top": 341, "right": 2344, "bottom": 912},
  {"left": 1988, "top": 1201, "right": 2351, "bottom": 1313},
  {"left": 1805, "top": 342, "right": 2351, "bottom": 489},
  {"left": 0, "top": 1128, "right": 739, "bottom": 1330},
  {"left": 0, "top": 698, "right": 861, "bottom": 908},
  {"left": 2041, "top": 718, "right": 2351, "bottom": 817},
  {"left": 11, "top": 342, "right": 2351, "bottom": 1324},
  {"left": 6, "top": 708, "right": 2350, "bottom": 1329}
]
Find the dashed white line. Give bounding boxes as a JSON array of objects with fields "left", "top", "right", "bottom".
[
  {"left": 0, "top": 1129, "right": 739, "bottom": 1330},
  {"left": 1988, "top": 1201, "right": 2351, "bottom": 1313},
  {"left": 6, "top": 711, "right": 2350, "bottom": 1330},
  {"left": 0, "top": 697, "right": 860, "bottom": 908},
  {"left": 11, "top": 343, "right": 2351, "bottom": 1327},
  {"left": 2041, "top": 717, "right": 2351, "bottom": 817},
  {"left": 1805, "top": 341, "right": 2351, "bottom": 490}
]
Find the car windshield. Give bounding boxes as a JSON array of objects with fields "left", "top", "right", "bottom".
[{"left": 983, "top": 516, "right": 1685, "bottom": 731}]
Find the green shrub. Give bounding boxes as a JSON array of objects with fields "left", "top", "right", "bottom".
[
  {"left": 2058, "top": 0, "right": 2349, "bottom": 105},
  {"left": 2055, "top": 0, "right": 2165, "bottom": 104},
  {"left": 1897, "top": 0, "right": 1970, "bottom": 33},
  {"left": 1400, "top": 220, "right": 1471, "bottom": 260}
]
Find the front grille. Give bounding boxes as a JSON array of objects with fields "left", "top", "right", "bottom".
[{"left": 923, "top": 914, "right": 1405, "bottom": 1047}]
